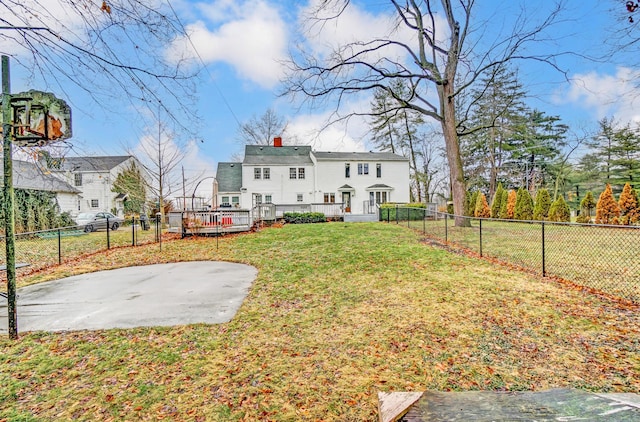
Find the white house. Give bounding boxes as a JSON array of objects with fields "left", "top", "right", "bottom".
[
  {"left": 215, "top": 140, "right": 410, "bottom": 214},
  {"left": 50, "top": 156, "right": 146, "bottom": 217},
  {"left": 0, "top": 159, "right": 80, "bottom": 213}
]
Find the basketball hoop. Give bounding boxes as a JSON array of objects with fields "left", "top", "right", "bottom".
[{"left": 1, "top": 89, "right": 72, "bottom": 146}]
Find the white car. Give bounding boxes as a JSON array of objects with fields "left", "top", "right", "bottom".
[{"left": 75, "top": 212, "right": 123, "bottom": 232}]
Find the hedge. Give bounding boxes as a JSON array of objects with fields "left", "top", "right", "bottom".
[
  {"left": 283, "top": 212, "right": 326, "bottom": 224},
  {"left": 380, "top": 203, "right": 427, "bottom": 221}
]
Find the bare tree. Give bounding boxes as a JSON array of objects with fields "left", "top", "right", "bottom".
[
  {"left": 237, "top": 108, "right": 294, "bottom": 146},
  {"left": 0, "top": 0, "right": 198, "bottom": 135},
  {"left": 284, "top": 0, "right": 568, "bottom": 225}
]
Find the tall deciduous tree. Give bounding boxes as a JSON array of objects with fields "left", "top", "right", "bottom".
[
  {"left": 237, "top": 108, "right": 293, "bottom": 146},
  {"left": 285, "top": 1, "right": 566, "bottom": 226},
  {"left": 0, "top": 0, "right": 198, "bottom": 134}
]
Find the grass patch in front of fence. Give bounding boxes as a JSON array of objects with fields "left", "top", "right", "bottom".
[
  {"left": 412, "top": 218, "right": 640, "bottom": 303},
  {"left": 1, "top": 223, "right": 638, "bottom": 421}
]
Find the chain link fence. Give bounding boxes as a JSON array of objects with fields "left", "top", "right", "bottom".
[
  {"left": 0, "top": 217, "right": 164, "bottom": 280},
  {"left": 381, "top": 206, "right": 640, "bottom": 304}
]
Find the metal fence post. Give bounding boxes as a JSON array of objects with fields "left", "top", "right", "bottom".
[
  {"left": 132, "top": 217, "right": 136, "bottom": 246},
  {"left": 445, "top": 213, "right": 448, "bottom": 242},
  {"left": 423, "top": 208, "right": 426, "bottom": 234},
  {"left": 106, "top": 217, "right": 110, "bottom": 250},
  {"left": 407, "top": 207, "right": 410, "bottom": 228},
  {"left": 479, "top": 218, "right": 483, "bottom": 257},
  {"left": 396, "top": 205, "right": 399, "bottom": 224},
  {"left": 57, "top": 228, "right": 62, "bottom": 265},
  {"left": 542, "top": 221, "right": 546, "bottom": 277}
]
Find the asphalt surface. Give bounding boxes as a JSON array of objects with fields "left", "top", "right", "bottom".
[{"left": 0, "top": 261, "right": 257, "bottom": 333}]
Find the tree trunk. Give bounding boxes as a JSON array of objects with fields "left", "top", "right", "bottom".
[{"left": 441, "top": 83, "right": 469, "bottom": 226}]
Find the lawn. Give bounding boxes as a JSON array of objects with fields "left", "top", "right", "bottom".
[{"left": 1, "top": 222, "right": 638, "bottom": 421}]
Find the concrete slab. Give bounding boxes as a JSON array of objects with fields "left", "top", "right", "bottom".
[{"left": 0, "top": 261, "right": 257, "bottom": 333}]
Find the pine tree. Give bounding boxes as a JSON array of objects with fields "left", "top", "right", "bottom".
[
  {"left": 514, "top": 188, "right": 534, "bottom": 220},
  {"left": 548, "top": 195, "right": 571, "bottom": 222},
  {"left": 467, "top": 191, "right": 479, "bottom": 217},
  {"left": 505, "top": 189, "right": 517, "bottom": 219},
  {"left": 618, "top": 182, "right": 639, "bottom": 225},
  {"left": 499, "top": 189, "right": 509, "bottom": 219},
  {"left": 595, "top": 184, "right": 620, "bottom": 224},
  {"left": 579, "top": 191, "right": 596, "bottom": 222},
  {"left": 490, "top": 183, "right": 505, "bottom": 218},
  {"left": 533, "top": 188, "right": 551, "bottom": 220},
  {"left": 474, "top": 192, "right": 491, "bottom": 218}
]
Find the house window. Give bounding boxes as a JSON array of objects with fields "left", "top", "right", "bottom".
[
  {"left": 358, "top": 163, "right": 369, "bottom": 175},
  {"left": 298, "top": 168, "right": 305, "bottom": 179},
  {"left": 376, "top": 163, "right": 382, "bottom": 178},
  {"left": 290, "top": 168, "right": 297, "bottom": 179},
  {"left": 265, "top": 194, "right": 272, "bottom": 203},
  {"left": 358, "top": 163, "right": 363, "bottom": 175},
  {"left": 254, "top": 194, "right": 262, "bottom": 205},
  {"left": 222, "top": 196, "right": 230, "bottom": 205},
  {"left": 74, "top": 173, "right": 82, "bottom": 186},
  {"left": 263, "top": 168, "right": 270, "bottom": 180},
  {"left": 232, "top": 196, "right": 240, "bottom": 206},
  {"left": 297, "top": 194, "right": 303, "bottom": 202},
  {"left": 254, "top": 168, "right": 262, "bottom": 179},
  {"left": 90, "top": 199, "right": 99, "bottom": 208},
  {"left": 345, "top": 163, "right": 350, "bottom": 178},
  {"left": 376, "top": 192, "right": 388, "bottom": 204},
  {"left": 324, "top": 193, "right": 336, "bottom": 203},
  {"left": 370, "top": 192, "right": 375, "bottom": 206}
]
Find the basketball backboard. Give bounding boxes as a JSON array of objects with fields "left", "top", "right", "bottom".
[{"left": 1, "top": 90, "right": 72, "bottom": 146}]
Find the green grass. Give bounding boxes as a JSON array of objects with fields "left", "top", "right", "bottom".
[
  {"left": 1, "top": 222, "right": 639, "bottom": 421},
  {"left": 407, "top": 218, "right": 640, "bottom": 303}
]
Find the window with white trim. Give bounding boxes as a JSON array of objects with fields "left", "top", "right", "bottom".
[
  {"left": 297, "top": 194, "right": 303, "bottom": 202},
  {"left": 289, "top": 168, "right": 297, "bottom": 179},
  {"left": 298, "top": 168, "right": 305, "bottom": 179},
  {"left": 345, "top": 163, "right": 350, "bottom": 178},
  {"left": 358, "top": 163, "right": 369, "bottom": 175},
  {"left": 74, "top": 173, "right": 82, "bottom": 186},
  {"left": 265, "top": 194, "right": 272, "bottom": 203},
  {"left": 376, "top": 163, "right": 382, "bottom": 178},
  {"left": 90, "top": 199, "right": 99, "bottom": 208},
  {"left": 232, "top": 196, "right": 239, "bottom": 206},
  {"left": 324, "top": 193, "right": 335, "bottom": 203},
  {"left": 263, "top": 168, "right": 270, "bottom": 179},
  {"left": 254, "top": 168, "right": 262, "bottom": 179}
]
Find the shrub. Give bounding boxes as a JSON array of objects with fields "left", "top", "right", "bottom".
[
  {"left": 499, "top": 189, "right": 509, "bottom": 219},
  {"left": 490, "top": 183, "right": 504, "bottom": 218},
  {"left": 379, "top": 203, "right": 426, "bottom": 221},
  {"left": 283, "top": 212, "right": 326, "bottom": 224},
  {"left": 505, "top": 189, "right": 517, "bottom": 219},
  {"left": 618, "top": 182, "right": 639, "bottom": 225},
  {"left": 514, "top": 188, "right": 533, "bottom": 221},
  {"left": 595, "top": 184, "right": 620, "bottom": 224},
  {"left": 533, "top": 188, "right": 551, "bottom": 220},
  {"left": 579, "top": 191, "right": 596, "bottom": 222},
  {"left": 474, "top": 192, "right": 491, "bottom": 218},
  {"left": 467, "top": 191, "right": 479, "bottom": 217},
  {"left": 548, "top": 195, "right": 571, "bottom": 222}
]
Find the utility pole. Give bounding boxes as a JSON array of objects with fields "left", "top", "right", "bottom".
[{"left": 2, "top": 55, "right": 17, "bottom": 339}]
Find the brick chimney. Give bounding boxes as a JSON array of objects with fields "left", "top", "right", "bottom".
[{"left": 274, "top": 137, "right": 282, "bottom": 147}]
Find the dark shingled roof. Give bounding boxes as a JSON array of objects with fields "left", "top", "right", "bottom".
[
  {"left": 59, "top": 156, "right": 132, "bottom": 172},
  {"left": 0, "top": 160, "right": 80, "bottom": 193},
  {"left": 312, "top": 151, "right": 407, "bottom": 161},
  {"left": 216, "top": 162, "right": 242, "bottom": 192},
  {"left": 244, "top": 145, "right": 313, "bottom": 165}
]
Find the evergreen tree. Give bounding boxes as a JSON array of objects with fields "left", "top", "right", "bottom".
[
  {"left": 533, "top": 188, "right": 551, "bottom": 220},
  {"left": 514, "top": 188, "right": 534, "bottom": 220},
  {"left": 490, "top": 183, "right": 505, "bottom": 218},
  {"left": 576, "top": 191, "right": 596, "bottom": 223},
  {"left": 112, "top": 162, "right": 148, "bottom": 215},
  {"left": 474, "top": 192, "right": 491, "bottom": 218},
  {"left": 506, "top": 189, "right": 517, "bottom": 219},
  {"left": 595, "top": 184, "right": 620, "bottom": 224},
  {"left": 548, "top": 195, "right": 571, "bottom": 222},
  {"left": 618, "top": 182, "right": 639, "bottom": 225},
  {"left": 467, "top": 191, "right": 479, "bottom": 217},
  {"left": 499, "top": 189, "right": 509, "bottom": 219}
]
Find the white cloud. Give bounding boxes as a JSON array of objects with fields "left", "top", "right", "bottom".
[
  {"left": 559, "top": 67, "right": 640, "bottom": 125},
  {"left": 166, "top": 0, "right": 288, "bottom": 88}
]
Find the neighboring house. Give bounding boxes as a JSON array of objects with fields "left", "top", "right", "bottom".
[
  {"left": 215, "top": 140, "right": 410, "bottom": 214},
  {"left": 49, "top": 156, "right": 146, "bottom": 217},
  {"left": 0, "top": 159, "right": 80, "bottom": 213}
]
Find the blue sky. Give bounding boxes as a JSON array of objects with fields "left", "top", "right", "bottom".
[{"left": 4, "top": 0, "right": 640, "bottom": 196}]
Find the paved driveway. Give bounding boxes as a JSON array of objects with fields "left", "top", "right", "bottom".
[{"left": 0, "top": 261, "right": 257, "bottom": 333}]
